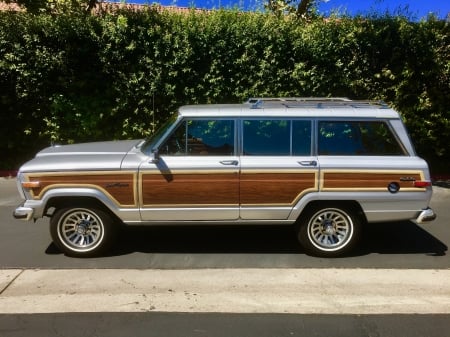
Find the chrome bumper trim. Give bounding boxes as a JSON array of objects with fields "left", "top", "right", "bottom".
[
  {"left": 416, "top": 207, "right": 436, "bottom": 224},
  {"left": 13, "top": 206, "right": 34, "bottom": 221}
]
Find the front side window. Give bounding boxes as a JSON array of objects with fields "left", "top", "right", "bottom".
[
  {"left": 318, "top": 121, "right": 405, "bottom": 155},
  {"left": 160, "top": 119, "right": 235, "bottom": 156}
]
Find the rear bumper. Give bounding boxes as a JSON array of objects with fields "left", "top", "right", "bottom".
[
  {"left": 416, "top": 207, "right": 436, "bottom": 224},
  {"left": 13, "top": 205, "right": 34, "bottom": 221}
]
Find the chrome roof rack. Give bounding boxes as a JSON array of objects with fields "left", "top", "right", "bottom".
[{"left": 246, "top": 97, "right": 389, "bottom": 109}]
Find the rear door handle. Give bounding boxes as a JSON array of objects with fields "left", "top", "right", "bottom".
[
  {"left": 298, "top": 160, "right": 317, "bottom": 167},
  {"left": 220, "top": 160, "right": 239, "bottom": 166}
]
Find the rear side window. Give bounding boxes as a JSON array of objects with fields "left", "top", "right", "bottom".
[
  {"left": 292, "top": 120, "right": 312, "bottom": 156},
  {"left": 243, "top": 119, "right": 312, "bottom": 156},
  {"left": 318, "top": 121, "right": 405, "bottom": 156},
  {"left": 243, "top": 120, "right": 290, "bottom": 155}
]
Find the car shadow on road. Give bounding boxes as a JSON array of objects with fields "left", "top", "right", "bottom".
[
  {"left": 111, "top": 225, "right": 303, "bottom": 255},
  {"left": 356, "top": 221, "right": 447, "bottom": 257},
  {"left": 45, "top": 221, "right": 447, "bottom": 258}
]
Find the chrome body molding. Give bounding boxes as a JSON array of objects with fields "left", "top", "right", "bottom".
[{"left": 123, "top": 219, "right": 297, "bottom": 226}]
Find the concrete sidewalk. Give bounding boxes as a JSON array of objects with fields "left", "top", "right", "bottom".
[{"left": 1, "top": 268, "right": 450, "bottom": 314}]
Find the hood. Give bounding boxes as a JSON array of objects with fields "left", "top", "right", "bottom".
[
  {"left": 36, "top": 139, "right": 142, "bottom": 156},
  {"left": 20, "top": 140, "right": 143, "bottom": 172}
]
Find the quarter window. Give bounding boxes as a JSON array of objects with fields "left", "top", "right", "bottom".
[{"left": 318, "top": 121, "right": 405, "bottom": 155}]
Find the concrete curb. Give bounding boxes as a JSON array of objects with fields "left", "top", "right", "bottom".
[{"left": 1, "top": 268, "right": 450, "bottom": 314}]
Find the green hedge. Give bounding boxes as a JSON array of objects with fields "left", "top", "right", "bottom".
[{"left": 1, "top": 8, "right": 449, "bottom": 173}]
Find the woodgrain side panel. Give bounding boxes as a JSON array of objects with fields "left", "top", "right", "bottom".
[
  {"left": 25, "top": 172, "right": 137, "bottom": 206},
  {"left": 141, "top": 172, "right": 239, "bottom": 206},
  {"left": 321, "top": 170, "right": 425, "bottom": 191},
  {"left": 240, "top": 171, "right": 317, "bottom": 205}
]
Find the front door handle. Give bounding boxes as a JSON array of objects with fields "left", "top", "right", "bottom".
[
  {"left": 220, "top": 160, "right": 239, "bottom": 166},
  {"left": 298, "top": 160, "right": 317, "bottom": 167}
]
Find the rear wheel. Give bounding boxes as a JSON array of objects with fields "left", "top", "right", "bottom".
[
  {"left": 297, "top": 204, "right": 362, "bottom": 257},
  {"left": 50, "top": 206, "right": 117, "bottom": 257}
]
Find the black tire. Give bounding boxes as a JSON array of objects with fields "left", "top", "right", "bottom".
[
  {"left": 297, "top": 204, "right": 362, "bottom": 257},
  {"left": 50, "top": 206, "right": 117, "bottom": 257}
]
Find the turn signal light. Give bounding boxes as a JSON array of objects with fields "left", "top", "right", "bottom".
[
  {"left": 413, "top": 181, "right": 432, "bottom": 188},
  {"left": 21, "top": 181, "right": 41, "bottom": 189}
]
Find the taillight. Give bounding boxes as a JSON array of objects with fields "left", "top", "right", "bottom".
[{"left": 413, "top": 181, "right": 432, "bottom": 188}]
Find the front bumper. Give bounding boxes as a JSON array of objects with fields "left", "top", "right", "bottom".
[
  {"left": 416, "top": 207, "right": 436, "bottom": 224},
  {"left": 13, "top": 204, "right": 34, "bottom": 221}
]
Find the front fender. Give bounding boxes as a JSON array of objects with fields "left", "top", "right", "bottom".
[{"left": 26, "top": 187, "right": 122, "bottom": 219}]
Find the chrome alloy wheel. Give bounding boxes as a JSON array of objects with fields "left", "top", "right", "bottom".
[
  {"left": 57, "top": 208, "right": 105, "bottom": 253},
  {"left": 307, "top": 208, "right": 354, "bottom": 252}
]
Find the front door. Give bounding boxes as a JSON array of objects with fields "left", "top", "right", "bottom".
[{"left": 139, "top": 118, "right": 239, "bottom": 221}]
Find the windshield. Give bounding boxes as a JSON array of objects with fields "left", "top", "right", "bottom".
[{"left": 141, "top": 114, "right": 178, "bottom": 155}]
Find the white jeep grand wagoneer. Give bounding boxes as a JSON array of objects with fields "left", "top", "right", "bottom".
[{"left": 14, "top": 98, "right": 436, "bottom": 257}]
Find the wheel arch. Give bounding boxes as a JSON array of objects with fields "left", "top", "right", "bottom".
[
  {"left": 43, "top": 190, "right": 122, "bottom": 224},
  {"left": 296, "top": 200, "right": 367, "bottom": 224}
]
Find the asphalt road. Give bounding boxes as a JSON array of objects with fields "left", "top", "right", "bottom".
[
  {"left": 2, "top": 313, "right": 449, "bottom": 337},
  {"left": 0, "top": 177, "right": 448, "bottom": 269}
]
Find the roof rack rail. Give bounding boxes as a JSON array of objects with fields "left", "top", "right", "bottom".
[{"left": 246, "top": 97, "right": 388, "bottom": 109}]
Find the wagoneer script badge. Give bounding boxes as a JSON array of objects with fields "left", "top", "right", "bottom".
[
  {"left": 400, "top": 177, "right": 417, "bottom": 182},
  {"left": 105, "top": 182, "right": 129, "bottom": 188}
]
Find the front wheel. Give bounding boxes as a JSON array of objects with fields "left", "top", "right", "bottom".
[
  {"left": 297, "top": 205, "right": 362, "bottom": 257},
  {"left": 50, "top": 206, "right": 117, "bottom": 257}
]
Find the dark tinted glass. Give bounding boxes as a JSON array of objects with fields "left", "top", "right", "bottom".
[
  {"left": 243, "top": 120, "right": 290, "bottom": 155},
  {"left": 161, "top": 119, "right": 235, "bottom": 156},
  {"left": 292, "top": 120, "right": 312, "bottom": 156},
  {"left": 318, "top": 121, "right": 405, "bottom": 155}
]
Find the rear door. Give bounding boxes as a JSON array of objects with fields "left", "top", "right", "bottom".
[{"left": 239, "top": 118, "right": 319, "bottom": 220}]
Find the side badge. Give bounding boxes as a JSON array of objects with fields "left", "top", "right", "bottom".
[{"left": 388, "top": 182, "right": 400, "bottom": 193}]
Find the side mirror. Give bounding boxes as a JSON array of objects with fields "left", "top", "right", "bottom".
[{"left": 150, "top": 148, "right": 160, "bottom": 163}]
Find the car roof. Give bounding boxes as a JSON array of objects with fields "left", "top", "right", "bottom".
[{"left": 178, "top": 98, "right": 400, "bottom": 119}]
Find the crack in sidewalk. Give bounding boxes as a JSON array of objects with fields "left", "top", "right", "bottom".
[{"left": 0, "top": 269, "right": 25, "bottom": 295}]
